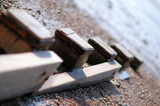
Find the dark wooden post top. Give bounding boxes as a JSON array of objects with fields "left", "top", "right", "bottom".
[
  {"left": 88, "top": 37, "right": 117, "bottom": 60},
  {"left": 111, "top": 43, "right": 134, "bottom": 62},
  {"left": 0, "top": 9, "right": 54, "bottom": 49},
  {"left": 55, "top": 28, "right": 94, "bottom": 55}
]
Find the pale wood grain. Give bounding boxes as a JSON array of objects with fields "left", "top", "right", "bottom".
[
  {"left": 0, "top": 50, "right": 62, "bottom": 101},
  {"left": 34, "top": 60, "right": 121, "bottom": 95}
]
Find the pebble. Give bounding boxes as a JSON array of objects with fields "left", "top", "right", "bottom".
[
  {"left": 37, "top": 10, "right": 41, "bottom": 14},
  {"left": 3, "top": 4, "right": 10, "bottom": 9},
  {"left": 111, "top": 80, "right": 121, "bottom": 88}
]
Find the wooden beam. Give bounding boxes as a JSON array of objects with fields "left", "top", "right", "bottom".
[
  {"left": 129, "top": 51, "right": 143, "bottom": 70},
  {"left": 0, "top": 50, "right": 63, "bottom": 101},
  {"left": 0, "top": 9, "right": 54, "bottom": 49},
  {"left": 88, "top": 37, "right": 117, "bottom": 65},
  {"left": 111, "top": 43, "right": 134, "bottom": 68},
  {"left": 33, "top": 60, "right": 121, "bottom": 95},
  {"left": 0, "top": 22, "right": 32, "bottom": 53},
  {"left": 50, "top": 28, "right": 94, "bottom": 70}
]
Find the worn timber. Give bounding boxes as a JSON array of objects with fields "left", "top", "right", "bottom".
[
  {"left": 33, "top": 60, "right": 121, "bottom": 95},
  {"left": 0, "top": 22, "right": 32, "bottom": 53},
  {"left": 111, "top": 43, "right": 134, "bottom": 68},
  {"left": 0, "top": 9, "right": 54, "bottom": 49},
  {"left": 88, "top": 37, "right": 117, "bottom": 65},
  {"left": 0, "top": 50, "right": 63, "bottom": 101},
  {"left": 50, "top": 28, "right": 94, "bottom": 70},
  {"left": 129, "top": 51, "right": 144, "bottom": 70}
]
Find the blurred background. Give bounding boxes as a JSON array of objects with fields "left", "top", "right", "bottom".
[{"left": 74, "top": 0, "right": 160, "bottom": 83}]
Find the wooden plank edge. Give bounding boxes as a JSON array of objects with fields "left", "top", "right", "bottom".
[{"left": 33, "top": 60, "right": 121, "bottom": 96}]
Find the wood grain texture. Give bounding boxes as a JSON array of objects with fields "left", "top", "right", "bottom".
[
  {"left": 0, "top": 50, "right": 63, "bottom": 101},
  {"left": 88, "top": 37, "right": 117, "bottom": 60},
  {"left": 0, "top": 22, "right": 32, "bottom": 53},
  {"left": 88, "top": 37, "right": 117, "bottom": 65},
  {"left": 111, "top": 43, "right": 134, "bottom": 68},
  {"left": 6, "top": 38, "right": 32, "bottom": 53},
  {"left": 0, "top": 22, "right": 17, "bottom": 52},
  {"left": 34, "top": 60, "right": 121, "bottom": 95},
  {"left": 111, "top": 43, "right": 134, "bottom": 61},
  {"left": 129, "top": 51, "right": 143, "bottom": 70},
  {"left": 50, "top": 28, "right": 94, "bottom": 70},
  {"left": 55, "top": 28, "right": 94, "bottom": 55},
  {"left": 0, "top": 9, "right": 53, "bottom": 49}
]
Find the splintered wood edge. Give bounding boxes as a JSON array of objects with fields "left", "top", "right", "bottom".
[
  {"left": 33, "top": 60, "right": 121, "bottom": 95},
  {"left": 55, "top": 28, "right": 94, "bottom": 55}
]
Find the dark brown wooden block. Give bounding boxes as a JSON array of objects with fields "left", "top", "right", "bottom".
[
  {"left": 87, "top": 37, "right": 117, "bottom": 65},
  {"left": 0, "top": 9, "right": 54, "bottom": 49},
  {"left": 0, "top": 22, "right": 32, "bottom": 53},
  {"left": 7, "top": 38, "right": 32, "bottom": 53},
  {"left": 130, "top": 51, "right": 143, "bottom": 70},
  {"left": 50, "top": 28, "right": 94, "bottom": 70},
  {"left": 111, "top": 43, "right": 134, "bottom": 68},
  {"left": 0, "top": 22, "right": 17, "bottom": 52}
]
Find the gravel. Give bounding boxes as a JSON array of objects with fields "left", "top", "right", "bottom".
[{"left": 0, "top": 0, "right": 160, "bottom": 105}]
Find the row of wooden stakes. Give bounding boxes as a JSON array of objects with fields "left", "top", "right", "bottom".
[{"left": 0, "top": 9, "right": 143, "bottom": 101}]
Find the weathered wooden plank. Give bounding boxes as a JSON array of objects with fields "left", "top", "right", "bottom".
[
  {"left": 55, "top": 28, "right": 94, "bottom": 54},
  {"left": 88, "top": 37, "right": 117, "bottom": 64},
  {"left": 0, "top": 22, "right": 17, "bottom": 52},
  {"left": 129, "top": 51, "right": 144, "bottom": 70},
  {"left": 6, "top": 38, "right": 32, "bottom": 53},
  {"left": 111, "top": 43, "right": 134, "bottom": 68},
  {"left": 0, "top": 22, "right": 32, "bottom": 53},
  {"left": 33, "top": 60, "right": 121, "bottom": 95},
  {"left": 0, "top": 50, "right": 63, "bottom": 101},
  {"left": 50, "top": 28, "right": 94, "bottom": 70},
  {"left": 0, "top": 9, "right": 54, "bottom": 49}
]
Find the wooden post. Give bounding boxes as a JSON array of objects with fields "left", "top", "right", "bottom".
[
  {"left": 111, "top": 43, "right": 134, "bottom": 68},
  {"left": 0, "top": 22, "right": 32, "bottom": 53},
  {"left": 0, "top": 9, "right": 54, "bottom": 50},
  {"left": 33, "top": 60, "right": 121, "bottom": 95},
  {"left": 50, "top": 28, "right": 94, "bottom": 70},
  {"left": 0, "top": 50, "right": 63, "bottom": 101},
  {"left": 129, "top": 51, "right": 143, "bottom": 70},
  {"left": 87, "top": 36, "right": 117, "bottom": 65}
]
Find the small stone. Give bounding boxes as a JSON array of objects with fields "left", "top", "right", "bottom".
[
  {"left": 103, "top": 98, "right": 108, "bottom": 102},
  {"left": 37, "top": 10, "right": 41, "bottom": 14},
  {"left": 118, "top": 104, "right": 123, "bottom": 106},
  {"left": 3, "top": 4, "right": 9, "bottom": 9},
  {"left": 117, "top": 82, "right": 121, "bottom": 88}
]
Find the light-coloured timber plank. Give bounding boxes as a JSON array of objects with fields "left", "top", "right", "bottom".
[
  {"left": 34, "top": 60, "right": 121, "bottom": 95},
  {"left": 59, "top": 28, "right": 75, "bottom": 35},
  {"left": 0, "top": 50, "right": 63, "bottom": 101}
]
